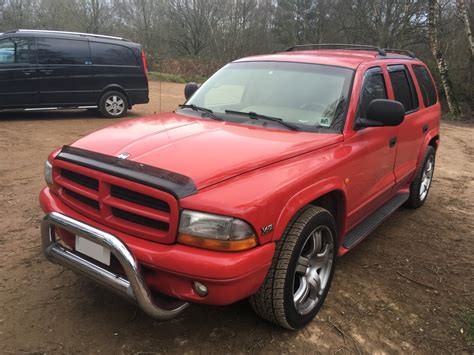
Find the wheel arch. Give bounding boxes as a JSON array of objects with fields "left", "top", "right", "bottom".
[
  {"left": 273, "top": 177, "right": 347, "bottom": 244},
  {"left": 99, "top": 85, "right": 132, "bottom": 108}
]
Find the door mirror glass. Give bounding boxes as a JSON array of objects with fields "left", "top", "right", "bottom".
[
  {"left": 357, "top": 99, "right": 405, "bottom": 128},
  {"left": 184, "top": 82, "right": 199, "bottom": 101}
]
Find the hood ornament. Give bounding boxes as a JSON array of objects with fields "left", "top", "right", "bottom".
[{"left": 117, "top": 152, "right": 130, "bottom": 160}]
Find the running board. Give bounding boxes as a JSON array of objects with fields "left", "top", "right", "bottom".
[{"left": 343, "top": 193, "right": 409, "bottom": 249}]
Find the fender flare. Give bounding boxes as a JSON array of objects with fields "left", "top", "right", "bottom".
[
  {"left": 417, "top": 128, "right": 440, "bottom": 170},
  {"left": 273, "top": 176, "right": 347, "bottom": 243}
]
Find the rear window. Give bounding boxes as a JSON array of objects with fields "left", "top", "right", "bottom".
[
  {"left": 388, "top": 65, "right": 419, "bottom": 113},
  {"left": 90, "top": 42, "right": 138, "bottom": 66},
  {"left": 0, "top": 37, "right": 35, "bottom": 64},
  {"left": 38, "top": 38, "right": 90, "bottom": 65},
  {"left": 412, "top": 65, "right": 437, "bottom": 107}
]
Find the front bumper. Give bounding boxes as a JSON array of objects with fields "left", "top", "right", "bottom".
[{"left": 39, "top": 187, "right": 274, "bottom": 311}]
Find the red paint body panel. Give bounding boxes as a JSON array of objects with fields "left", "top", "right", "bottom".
[{"left": 39, "top": 49, "right": 441, "bottom": 305}]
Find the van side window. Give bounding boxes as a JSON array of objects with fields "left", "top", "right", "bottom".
[
  {"left": 388, "top": 65, "right": 419, "bottom": 113},
  {"left": 412, "top": 65, "right": 437, "bottom": 107},
  {"left": 0, "top": 37, "right": 35, "bottom": 65},
  {"left": 358, "top": 69, "right": 387, "bottom": 118},
  {"left": 90, "top": 42, "right": 138, "bottom": 66},
  {"left": 38, "top": 38, "right": 90, "bottom": 65}
]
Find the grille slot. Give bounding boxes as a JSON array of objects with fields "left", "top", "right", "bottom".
[
  {"left": 61, "top": 169, "right": 99, "bottom": 191},
  {"left": 64, "top": 188, "right": 99, "bottom": 210},
  {"left": 111, "top": 185, "right": 170, "bottom": 212},
  {"left": 112, "top": 207, "right": 169, "bottom": 231}
]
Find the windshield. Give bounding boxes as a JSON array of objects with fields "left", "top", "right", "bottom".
[{"left": 183, "top": 61, "right": 354, "bottom": 132}]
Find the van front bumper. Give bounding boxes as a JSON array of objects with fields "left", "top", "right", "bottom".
[{"left": 39, "top": 188, "right": 274, "bottom": 315}]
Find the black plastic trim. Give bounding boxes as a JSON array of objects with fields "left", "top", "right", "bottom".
[{"left": 55, "top": 145, "right": 198, "bottom": 199}]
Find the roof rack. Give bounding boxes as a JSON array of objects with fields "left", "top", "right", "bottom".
[
  {"left": 284, "top": 43, "right": 387, "bottom": 56},
  {"left": 5, "top": 29, "right": 127, "bottom": 41},
  {"left": 383, "top": 48, "right": 416, "bottom": 58}
]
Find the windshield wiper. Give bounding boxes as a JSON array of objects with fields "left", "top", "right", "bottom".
[
  {"left": 179, "top": 104, "right": 222, "bottom": 121},
  {"left": 225, "top": 110, "right": 299, "bottom": 131}
]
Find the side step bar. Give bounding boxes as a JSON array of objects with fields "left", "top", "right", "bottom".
[
  {"left": 343, "top": 193, "right": 409, "bottom": 249},
  {"left": 41, "top": 212, "right": 189, "bottom": 320}
]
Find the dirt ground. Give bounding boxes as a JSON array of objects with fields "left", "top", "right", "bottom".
[{"left": 1, "top": 81, "right": 473, "bottom": 354}]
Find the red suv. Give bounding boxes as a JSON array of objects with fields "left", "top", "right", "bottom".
[{"left": 40, "top": 44, "right": 440, "bottom": 329}]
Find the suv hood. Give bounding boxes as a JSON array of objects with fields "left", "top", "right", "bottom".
[{"left": 71, "top": 113, "right": 343, "bottom": 190}]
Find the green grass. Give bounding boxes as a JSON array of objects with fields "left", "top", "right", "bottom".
[
  {"left": 467, "top": 309, "right": 474, "bottom": 347},
  {"left": 149, "top": 72, "right": 207, "bottom": 84}
]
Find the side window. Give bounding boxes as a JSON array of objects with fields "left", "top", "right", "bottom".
[
  {"left": 38, "top": 38, "right": 90, "bottom": 65},
  {"left": 412, "top": 64, "right": 437, "bottom": 107},
  {"left": 0, "top": 37, "right": 35, "bottom": 65},
  {"left": 388, "top": 65, "right": 419, "bottom": 113},
  {"left": 90, "top": 42, "right": 138, "bottom": 66},
  {"left": 358, "top": 69, "right": 387, "bottom": 118}
]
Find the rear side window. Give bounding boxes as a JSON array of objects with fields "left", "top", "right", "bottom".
[
  {"left": 388, "top": 65, "right": 419, "bottom": 113},
  {"left": 0, "top": 37, "right": 35, "bottom": 64},
  {"left": 38, "top": 38, "right": 90, "bottom": 65},
  {"left": 412, "top": 65, "right": 437, "bottom": 107},
  {"left": 90, "top": 42, "right": 138, "bottom": 66},
  {"left": 358, "top": 68, "right": 387, "bottom": 118}
]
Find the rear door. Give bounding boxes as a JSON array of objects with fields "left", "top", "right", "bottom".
[
  {"left": 387, "top": 64, "right": 425, "bottom": 185},
  {"left": 0, "top": 36, "right": 38, "bottom": 108},
  {"left": 37, "top": 37, "right": 96, "bottom": 106}
]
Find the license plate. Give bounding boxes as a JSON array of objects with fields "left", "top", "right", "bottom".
[{"left": 75, "top": 236, "right": 111, "bottom": 266}]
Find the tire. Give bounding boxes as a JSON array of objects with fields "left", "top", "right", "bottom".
[
  {"left": 99, "top": 91, "right": 128, "bottom": 118},
  {"left": 405, "top": 146, "right": 436, "bottom": 209},
  {"left": 249, "top": 206, "right": 337, "bottom": 329}
]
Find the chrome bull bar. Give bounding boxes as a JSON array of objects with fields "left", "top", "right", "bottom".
[{"left": 41, "top": 212, "right": 189, "bottom": 320}]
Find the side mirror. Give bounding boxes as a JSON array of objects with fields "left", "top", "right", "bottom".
[
  {"left": 184, "top": 82, "right": 199, "bottom": 101},
  {"left": 356, "top": 99, "right": 405, "bottom": 129}
]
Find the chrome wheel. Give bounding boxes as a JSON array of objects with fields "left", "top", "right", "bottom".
[
  {"left": 105, "top": 95, "right": 125, "bottom": 116},
  {"left": 293, "top": 225, "right": 334, "bottom": 315},
  {"left": 419, "top": 155, "right": 434, "bottom": 201}
]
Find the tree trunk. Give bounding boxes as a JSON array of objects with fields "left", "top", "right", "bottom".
[
  {"left": 428, "top": 0, "right": 461, "bottom": 116},
  {"left": 458, "top": 0, "right": 474, "bottom": 57}
]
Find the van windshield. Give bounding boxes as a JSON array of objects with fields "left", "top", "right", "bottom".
[{"left": 183, "top": 61, "right": 354, "bottom": 132}]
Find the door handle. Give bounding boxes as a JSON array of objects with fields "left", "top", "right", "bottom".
[
  {"left": 422, "top": 124, "right": 428, "bottom": 133},
  {"left": 22, "top": 69, "right": 36, "bottom": 76},
  {"left": 40, "top": 69, "right": 54, "bottom": 75},
  {"left": 389, "top": 137, "right": 397, "bottom": 148}
]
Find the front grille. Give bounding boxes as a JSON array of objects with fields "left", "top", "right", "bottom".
[
  {"left": 53, "top": 160, "right": 180, "bottom": 243},
  {"left": 61, "top": 169, "right": 98, "bottom": 190},
  {"left": 112, "top": 208, "right": 169, "bottom": 231},
  {"left": 111, "top": 185, "right": 170, "bottom": 212},
  {"left": 64, "top": 188, "right": 99, "bottom": 210}
]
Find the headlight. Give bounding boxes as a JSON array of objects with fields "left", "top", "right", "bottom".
[
  {"left": 44, "top": 160, "right": 53, "bottom": 186},
  {"left": 178, "top": 210, "right": 257, "bottom": 251}
]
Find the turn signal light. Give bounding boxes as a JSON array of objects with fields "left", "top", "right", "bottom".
[{"left": 178, "top": 234, "right": 257, "bottom": 252}]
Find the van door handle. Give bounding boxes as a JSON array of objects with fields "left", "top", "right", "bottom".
[
  {"left": 422, "top": 124, "right": 428, "bottom": 133},
  {"left": 22, "top": 69, "right": 35, "bottom": 75},
  {"left": 40, "top": 69, "right": 54, "bottom": 75},
  {"left": 389, "top": 137, "right": 397, "bottom": 148}
]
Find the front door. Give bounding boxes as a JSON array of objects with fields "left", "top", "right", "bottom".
[{"left": 0, "top": 36, "right": 38, "bottom": 108}]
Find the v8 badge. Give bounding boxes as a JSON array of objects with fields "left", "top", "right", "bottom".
[{"left": 261, "top": 224, "right": 273, "bottom": 235}]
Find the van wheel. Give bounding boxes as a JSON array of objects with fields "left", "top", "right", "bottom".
[
  {"left": 249, "top": 206, "right": 337, "bottom": 329},
  {"left": 99, "top": 91, "right": 128, "bottom": 118},
  {"left": 405, "top": 146, "right": 436, "bottom": 208}
]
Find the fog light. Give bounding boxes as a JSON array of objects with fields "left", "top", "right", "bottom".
[{"left": 193, "top": 281, "right": 208, "bottom": 297}]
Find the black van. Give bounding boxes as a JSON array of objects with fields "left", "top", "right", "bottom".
[{"left": 0, "top": 29, "right": 149, "bottom": 118}]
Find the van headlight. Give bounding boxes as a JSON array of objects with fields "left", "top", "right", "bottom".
[
  {"left": 44, "top": 160, "right": 53, "bottom": 186},
  {"left": 178, "top": 210, "right": 257, "bottom": 251}
]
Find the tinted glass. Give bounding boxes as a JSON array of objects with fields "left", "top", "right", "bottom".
[
  {"left": 38, "top": 38, "right": 90, "bottom": 65},
  {"left": 0, "top": 37, "right": 35, "bottom": 64},
  {"left": 359, "top": 71, "right": 387, "bottom": 118},
  {"left": 389, "top": 65, "right": 419, "bottom": 112},
  {"left": 90, "top": 42, "right": 137, "bottom": 66},
  {"left": 186, "top": 61, "right": 354, "bottom": 132},
  {"left": 412, "top": 64, "right": 437, "bottom": 107}
]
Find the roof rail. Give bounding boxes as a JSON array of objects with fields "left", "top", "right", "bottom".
[
  {"left": 284, "top": 43, "right": 387, "bottom": 56},
  {"left": 383, "top": 48, "right": 416, "bottom": 58},
  {"left": 6, "top": 29, "right": 127, "bottom": 41}
]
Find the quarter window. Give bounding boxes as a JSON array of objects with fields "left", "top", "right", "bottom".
[
  {"left": 90, "top": 42, "right": 137, "bottom": 66},
  {"left": 412, "top": 65, "right": 437, "bottom": 107},
  {"left": 358, "top": 69, "right": 387, "bottom": 118},
  {"left": 0, "top": 37, "right": 35, "bottom": 65},
  {"left": 388, "top": 65, "right": 419, "bottom": 113},
  {"left": 38, "top": 38, "right": 90, "bottom": 65}
]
